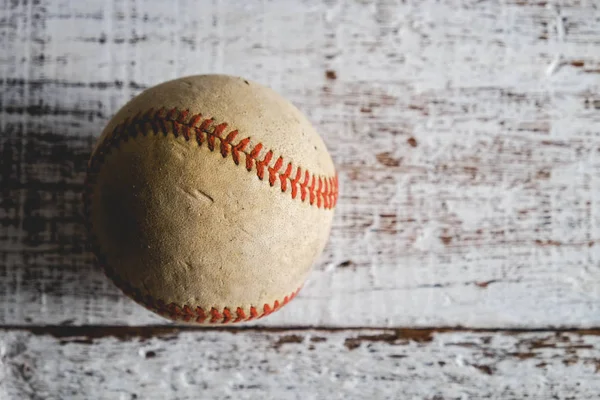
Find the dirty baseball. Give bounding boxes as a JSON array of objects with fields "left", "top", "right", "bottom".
[{"left": 84, "top": 74, "right": 338, "bottom": 324}]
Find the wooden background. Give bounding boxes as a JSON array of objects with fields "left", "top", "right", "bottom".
[{"left": 1, "top": 0, "right": 600, "bottom": 398}]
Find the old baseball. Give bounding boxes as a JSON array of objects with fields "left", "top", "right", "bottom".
[{"left": 84, "top": 74, "right": 338, "bottom": 324}]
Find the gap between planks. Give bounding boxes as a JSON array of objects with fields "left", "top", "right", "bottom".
[{"left": 2, "top": 325, "right": 600, "bottom": 341}]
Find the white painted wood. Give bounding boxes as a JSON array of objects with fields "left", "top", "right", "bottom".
[
  {"left": 2, "top": 328, "right": 600, "bottom": 399},
  {"left": 2, "top": 0, "right": 600, "bottom": 327}
]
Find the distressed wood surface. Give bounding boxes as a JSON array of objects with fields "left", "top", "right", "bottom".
[
  {"left": 1, "top": 0, "right": 600, "bottom": 328},
  {"left": 2, "top": 327, "right": 600, "bottom": 399}
]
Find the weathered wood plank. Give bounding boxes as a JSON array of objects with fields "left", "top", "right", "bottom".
[
  {"left": 1, "top": 328, "right": 600, "bottom": 399},
  {"left": 1, "top": 0, "right": 600, "bottom": 327}
]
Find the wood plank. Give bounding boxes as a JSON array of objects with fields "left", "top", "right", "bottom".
[
  {"left": 1, "top": 0, "right": 600, "bottom": 327},
  {"left": 2, "top": 327, "right": 600, "bottom": 399}
]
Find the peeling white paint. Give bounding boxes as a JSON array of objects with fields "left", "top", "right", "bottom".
[{"left": 0, "top": 0, "right": 599, "bottom": 330}]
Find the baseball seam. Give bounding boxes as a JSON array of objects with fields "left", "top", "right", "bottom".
[
  {"left": 90, "top": 107, "right": 338, "bottom": 209},
  {"left": 97, "top": 253, "right": 301, "bottom": 323},
  {"left": 84, "top": 107, "right": 336, "bottom": 324}
]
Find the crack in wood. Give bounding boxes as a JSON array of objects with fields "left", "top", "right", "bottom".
[{"left": 4, "top": 326, "right": 600, "bottom": 341}]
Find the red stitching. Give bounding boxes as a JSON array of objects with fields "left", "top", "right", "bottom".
[
  {"left": 87, "top": 255, "right": 302, "bottom": 324},
  {"left": 299, "top": 170, "right": 310, "bottom": 202},
  {"left": 256, "top": 150, "right": 273, "bottom": 181},
  {"left": 329, "top": 177, "right": 337, "bottom": 208},
  {"left": 210, "top": 308, "right": 222, "bottom": 323},
  {"left": 309, "top": 176, "right": 316, "bottom": 205},
  {"left": 231, "top": 137, "right": 249, "bottom": 165},
  {"left": 263, "top": 303, "right": 273, "bottom": 316},
  {"left": 221, "top": 129, "right": 239, "bottom": 157},
  {"left": 222, "top": 308, "right": 233, "bottom": 323},
  {"left": 208, "top": 123, "right": 228, "bottom": 151},
  {"left": 89, "top": 108, "right": 338, "bottom": 210},
  {"left": 199, "top": 118, "right": 214, "bottom": 132},
  {"left": 177, "top": 109, "right": 189, "bottom": 123},
  {"left": 246, "top": 143, "right": 262, "bottom": 172},
  {"left": 316, "top": 177, "right": 323, "bottom": 208},
  {"left": 290, "top": 167, "right": 302, "bottom": 199},
  {"left": 190, "top": 113, "right": 203, "bottom": 127},
  {"left": 279, "top": 163, "right": 292, "bottom": 193},
  {"left": 235, "top": 307, "right": 246, "bottom": 322},
  {"left": 196, "top": 307, "right": 207, "bottom": 323},
  {"left": 268, "top": 157, "right": 284, "bottom": 187},
  {"left": 249, "top": 307, "right": 258, "bottom": 320},
  {"left": 167, "top": 107, "right": 178, "bottom": 121}
]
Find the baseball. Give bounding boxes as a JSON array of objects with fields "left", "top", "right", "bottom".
[{"left": 84, "top": 74, "right": 338, "bottom": 324}]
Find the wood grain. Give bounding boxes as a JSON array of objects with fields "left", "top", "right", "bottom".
[
  {"left": 2, "top": 327, "right": 600, "bottom": 399},
  {"left": 1, "top": 0, "right": 600, "bottom": 327}
]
